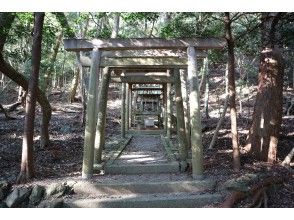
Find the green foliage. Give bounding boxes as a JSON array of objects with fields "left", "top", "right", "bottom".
[{"left": 122, "top": 12, "right": 159, "bottom": 23}]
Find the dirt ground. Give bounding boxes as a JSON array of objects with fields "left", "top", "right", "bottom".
[{"left": 0, "top": 82, "right": 293, "bottom": 208}]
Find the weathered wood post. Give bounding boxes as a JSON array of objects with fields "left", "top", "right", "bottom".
[
  {"left": 129, "top": 86, "right": 132, "bottom": 128},
  {"left": 166, "top": 70, "right": 172, "bottom": 139},
  {"left": 180, "top": 68, "right": 191, "bottom": 149},
  {"left": 121, "top": 80, "right": 126, "bottom": 138},
  {"left": 126, "top": 83, "right": 130, "bottom": 131},
  {"left": 162, "top": 84, "right": 167, "bottom": 133},
  {"left": 82, "top": 46, "right": 101, "bottom": 179},
  {"left": 94, "top": 67, "right": 111, "bottom": 164},
  {"left": 187, "top": 46, "right": 204, "bottom": 179},
  {"left": 174, "top": 68, "right": 189, "bottom": 171}
]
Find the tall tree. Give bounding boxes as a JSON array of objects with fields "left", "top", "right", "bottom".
[
  {"left": 224, "top": 12, "right": 240, "bottom": 172},
  {"left": 17, "top": 12, "right": 45, "bottom": 183},
  {"left": 244, "top": 13, "right": 285, "bottom": 162},
  {"left": 111, "top": 12, "right": 120, "bottom": 38}
]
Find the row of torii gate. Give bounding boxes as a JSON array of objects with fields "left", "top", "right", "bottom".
[{"left": 64, "top": 37, "right": 226, "bottom": 179}]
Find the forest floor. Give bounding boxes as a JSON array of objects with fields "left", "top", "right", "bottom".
[{"left": 0, "top": 80, "right": 293, "bottom": 208}]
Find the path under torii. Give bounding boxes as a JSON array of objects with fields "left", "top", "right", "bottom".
[{"left": 64, "top": 37, "right": 226, "bottom": 180}]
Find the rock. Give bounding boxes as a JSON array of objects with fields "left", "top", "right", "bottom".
[
  {"left": 29, "top": 185, "right": 45, "bottom": 206},
  {"left": 0, "top": 201, "right": 8, "bottom": 208},
  {"left": 222, "top": 173, "right": 261, "bottom": 192},
  {"left": 38, "top": 198, "right": 64, "bottom": 208},
  {"left": 5, "top": 187, "right": 32, "bottom": 208},
  {"left": 46, "top": 182, "right": 73, "bottom": 199},
  {"left": 0, "top": 181, "right": 11, "bottom": 201}
]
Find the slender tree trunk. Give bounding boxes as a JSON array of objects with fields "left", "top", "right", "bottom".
[
  {"left": 17, "top": 13, "right": 45, "bottom": 183},
  {"left": 69, "top": 67, "right": 79, "bottom": 103},
  {"left": 224, "top": 12, "right": 240, "bottom": 172},
  {"left": 244, "top": 13, "right": 284, "bottom": 162},
  {"left": 43, "top": 31, "right": 63, "bottom": 93},
  {"left": 209, "top": 65, "right": 229, "bottom": 149},
  {"left": 111, "top": 13, "right": 120, "bottom": 38}
]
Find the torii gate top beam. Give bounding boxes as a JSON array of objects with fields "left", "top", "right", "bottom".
[{"left": 64, "top": 38, "right": 226, "bottom": 51}]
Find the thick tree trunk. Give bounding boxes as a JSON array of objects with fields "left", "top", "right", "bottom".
[
  {"left": 244, "top": 13, "right": 284, "bottom": 163},
  {"left": 224, "top": 12, "right": 240, "bottom": 172},
  {"left": 17, "top": 13, "right": 45, "bottom": 183},
  {"left": 245, "top": 48, "right": 284, "bottom": 162}
]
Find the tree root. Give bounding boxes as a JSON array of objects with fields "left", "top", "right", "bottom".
[{"left": 220, "top": 174, "right": 290, "bottom": 208}]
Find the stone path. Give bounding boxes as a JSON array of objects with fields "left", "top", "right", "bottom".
[{"left": 113, "top": 135, "right": 170, "bottom": 165}]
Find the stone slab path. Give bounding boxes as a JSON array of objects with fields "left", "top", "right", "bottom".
[{"left": 112, "top": 135, "right": 170, "bottom": 165}]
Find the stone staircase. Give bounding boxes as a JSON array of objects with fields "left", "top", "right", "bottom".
[{"left": 64, "top": 178, "right": 223, "bottom": 208}]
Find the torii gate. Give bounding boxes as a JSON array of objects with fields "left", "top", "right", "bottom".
[{"left": 63, "top": 37, "right": 226, "bottom": 179}]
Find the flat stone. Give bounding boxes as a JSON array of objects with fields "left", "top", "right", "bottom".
[
  {"left": 38, "top": 198, "right": 64, "bottom": 208},
  {"left": 104, "top": 162, "right": 179, "bottom": 175},
  {"left": 5, "top": 187, "right": 32, "bottom": 208},
  {"left": 73, "top": 179, "right": 216, "bottom": 195},
  {"left": 67, "top": 192, "right": 223, "bottom": 208}
]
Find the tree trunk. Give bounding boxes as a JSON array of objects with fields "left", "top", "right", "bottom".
[
  {"left": 111, "top": 13, "right": 120, "bottom": 38},
  {"left": 224, "top": 12, "right": 240, "bottom": 172},
  {"left": 0, "top": 12, "right": 51, "bottom": 149},
  {"left": 17, "top": 12, "right": 45, "bottom": 183},
  {"left": 244, "top": 13, "right": 284, "bottom": 163},
  {"left": 43, "top": 31, "right": 63, "bottom": 93},
  {"left": 69, "top": 67, "right": 79, "bottom": 103},
  {"left": 209, "top": 65, "right": 229, "bottom": 149}
]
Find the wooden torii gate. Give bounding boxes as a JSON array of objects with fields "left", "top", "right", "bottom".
[{"left": 64, "top": 37, "right": 226, "bottom": 179}]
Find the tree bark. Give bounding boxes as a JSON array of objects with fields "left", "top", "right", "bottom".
[
  {"left": 17, "top": 12, "right": 45, "bottom": 183},
  {"left": 244, "top": 13, "right": 284, "bottom": 163},
  {"left": 224, "top": 12, "right": 240, "bottom": 172}
]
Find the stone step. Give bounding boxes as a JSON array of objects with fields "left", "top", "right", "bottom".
[
  {"left": 104, "top": 161, "right": 179, "bottom": 174},
  {"left": 73, "top": 179, "right": 216, "bottom": 195},
  {"left": 66, "top": 192, "right": 223, "bottom": 208}
]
